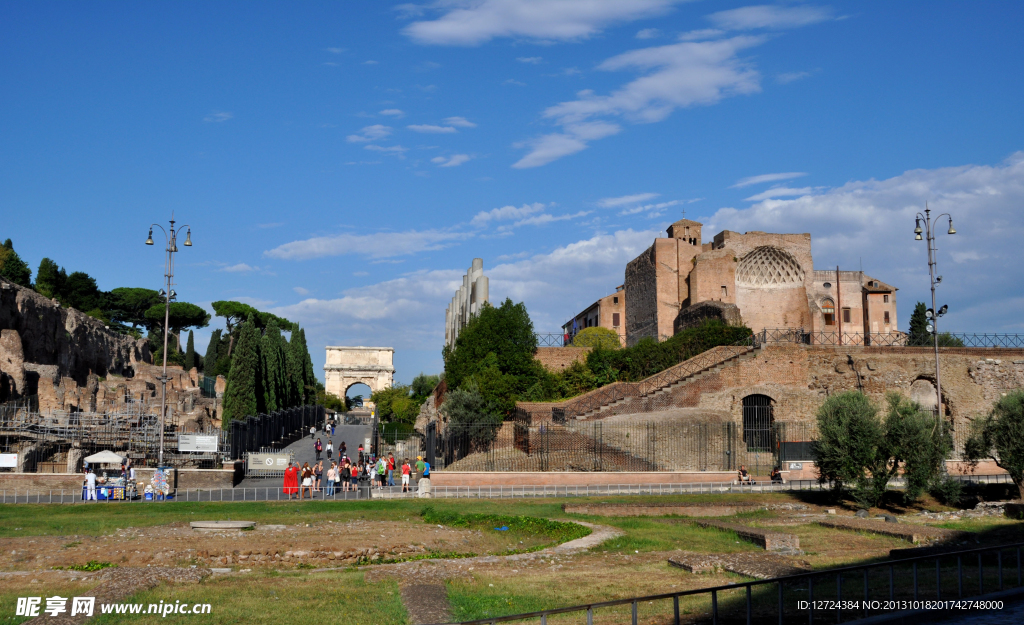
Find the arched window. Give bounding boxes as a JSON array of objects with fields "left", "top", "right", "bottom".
[
  {"left": 742, "top": 394, "right": 774, "bottom": 452},
  {"left": 822, "top": 298, "right": 835, "bottom": 326}
]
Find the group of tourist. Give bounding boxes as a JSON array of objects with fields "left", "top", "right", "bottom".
[{"left": 281, "top": 453, "right": 430, "bottom": 499}]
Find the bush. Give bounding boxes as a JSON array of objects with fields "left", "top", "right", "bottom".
[
  {"left": 964, "top": 390, "right": 1024, "bottom": 500},
  {"left": 571, "top": 327, "right": 621, "bottom": 350},
  {"left": 441, "top": 384, "right": 503, "bottom": 448},
  {"left": 812, "top": 391, "right": 886, "bottom": 507},
  {"left": 929, "top": 475, "right": 964, "bottom": 507}
]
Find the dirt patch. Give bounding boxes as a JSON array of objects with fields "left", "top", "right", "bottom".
[
  {"left": 564, "top": 503, "right": 758, "bottom": 517},
  {"left": 0, "top": 519, "right": 552, "bottom": 571},
  {"left": 815, "top": 517, "right": 969, "bottom": 544},
  {"left": 23, "top": 567, "right": 208, "bottom": 625},
  {"left": 668, "top": 552, "right": 811, "bottom": 579},
  {"left": 400, "top": 584, "right": 451, "bottom": 625}
]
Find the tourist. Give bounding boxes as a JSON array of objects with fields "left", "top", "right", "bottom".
[
  {"left": 85, "top": 468, "right": 97, "bottom": 501},
  {"left": 283, "top": 462, "right": 299, "bottom": 500},
  {"left": 386, "top": 453, "right": 395, "bottom": 487},
  {"left": 315, "top": 438, "right": 323, "bottom": 461},
  {"left": 350, "top": 462, "right": 359, "bottom": 492},
  {"left": 368, "top": 456, "right": 377, "bottom": 487},
  {"left": 415, "top": 456, "right": 426, "bottom": 482},
  {"left": 400, "top": 458, "right": 411, "bottom": 493},
  {"left": 314, "top": 460, "right": 323, "bottom": 491},
  {"left": 738, "top": 465, "right": 751, "bottom": 484},
  {"left": 325, "top": 462, "right": 337, "bottom": 497},
  {"left": 310, "top": 425, "right": 316, "bottom": 440},
  {"left": 300, "top": 462, "right": 314, "bottom": 499},
  {"left": 376, "top": 456, "right": 387, "bottom": 490},
  {"left": 340, "top": 441, "right": 347, "bottom": 457},
  {"left": 770, "top": 466, "right": 783, "bottom": 483},
  {"left": 326, "top": 439, "right": 333, "bottom": 461},
  {"left": 340, "top": 461, "right": 351, "bottom": 492},
  {"left": 330, "top": 421, "right": 335, "bottom": 436},
  {"left": 357, "top": 443, "right": 364, "bottom": 464}
]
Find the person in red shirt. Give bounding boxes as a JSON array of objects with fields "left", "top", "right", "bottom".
[
  {"left": 282, "top": 462, "right": 299, "bottom": 499},
  {"left": 387, "top": 453, "right": 396, "bottom": 487},
  {"left": 400, "top": 458, "right": 411, "bottom": 493}
]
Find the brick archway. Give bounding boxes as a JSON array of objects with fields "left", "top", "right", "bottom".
[{"left": 323, "top": 346, "right": 394, "bottom": 400}]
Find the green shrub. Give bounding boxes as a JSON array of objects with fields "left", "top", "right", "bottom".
[{"left": 571, "top": 327, "right": 622, "bottom": 350}]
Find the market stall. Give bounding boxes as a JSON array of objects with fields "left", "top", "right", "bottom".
[{"left": 83, "top": 450, "right": 137, "bottom": 500}]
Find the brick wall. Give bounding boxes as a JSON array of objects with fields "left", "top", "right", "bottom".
[{"left": 534, "top": 347, "right": 591, "bottom": 372}]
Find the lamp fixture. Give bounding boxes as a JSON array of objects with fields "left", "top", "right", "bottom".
[
  {"left": 183, "top": 229, "right": 192, "bottom": 246},
  {"left": 146, "top": 229, "right": 154, "bottom": 245},
  {"left": 914, "top": 219, "right": 922, "bottom": 235},
  {"left": 947, "top": 218, "right": 956, "bottom": 235}
]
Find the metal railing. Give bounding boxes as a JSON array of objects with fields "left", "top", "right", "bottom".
[
  {"left": 552, "top": 343, "right": 756, "bottom": 421},
  {"left": 439, "top": 542, "right": 1024, "bottom": 625},
  {"left": 199, "top": 376, "right": 217, "bottom": 398},
  {"left": 536, "top": 332, "right": 628, "bottom": 348},
  {"left": 759, "top": 328, "right": 1024, "bottom": 349},
  {"left": 228, "top": 405, "right": 324, "bottom": 460}
]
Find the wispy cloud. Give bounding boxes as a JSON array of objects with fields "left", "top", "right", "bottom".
[
  {"left": 636, "top": 28, "right": 661, "bottom": 39},
  {"left": 379, "top": 109, "right": 405, "bottom": 117},
  {"left": 293, "top": 286, "right": 310, "bottom": 296},
  {"left": 777, "top": 71, "right": 812, "bottom": 84},
  {"left": 504, "top": 79, "right": 527, "bottom": 86},
  {"left": 471, "top": 203, "right": 547, "bottom": 226},
  {"left": 444, "top": 116, "right": 477, "bottom": 128},
  {"left": 221, "top": 263, "right": 259, "bottom": 273},
  {"left": 203, "top": 111, "right": 233, "bottom": 123},
  {"left": 265, "top": 229, "right": 471, "bottom": 260},
  {"left": 325, "top": 47, "right": 346, "bottom": 54},
  {"left": 402, "top": 0, "right": 683, "bottom": 46},
  {"left": 743, "top": 186, "right": 817, "bottom": 202},
  {"left": 517, "top": 56, "right": 543, "bottom": 64},
  {"left": 408, "top": 124, "right": 458, "bottom": 134},
  {"left": 618, "top": 199, "right": 682, "bottom": 217},
  {"left": 346, "top": 125, "right": 392, "bottom": 142},
  {"left": 256, "top": 222, "right": 284, "bottom": 229},
  {"left": 731, "top": 172, "right": 808, "bottom": 188},
  {"left": 363, "top": 60, "right": 379, "bottom": 65},
  {"left": 364, "top": 144, "right": 408, "bottom": 156},
  {"left": 431, "top": 154, "right": 472, "bottom": 167},
  {"left": 708, "top": 5, "right": 836, "bottom": 31},
  {"left": 597, "top": 192, "right": 660, "bottom": 208}
]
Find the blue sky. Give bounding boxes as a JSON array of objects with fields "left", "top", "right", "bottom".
[{"left": 2, "top": 1, "right": 1023, "bottom": 385}]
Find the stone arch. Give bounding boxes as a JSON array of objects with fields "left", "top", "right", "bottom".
[
  {"left": 323, "top": 346, "right": 395, "bottom": 401},
  {"left": 741, "top": 393, "right": 775, "bottom": 452},
  {"left": 736, "top": 246, "right": 805, "bottom": 287}
]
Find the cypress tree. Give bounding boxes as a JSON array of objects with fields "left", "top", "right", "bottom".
[
  {"left": 184, "top": 330, "right": 196, "bottom": 371},
  {"left": 221, "top": 315, "right": 262, "bottom": 423},
  {"left": 299, "top": 328, "right": 317, "bottom": 401},
  {"left": 261, "top": 320, "right": 287, "bottom": 412},
  {"left": 204, "top": 329, "right": 222, "bottom": 374},
  {"left": 908, "top": 302, "right": 930, "bottom": 346},
  {"left": 284, "top": 333, "right": 303, "bottom": 408}
]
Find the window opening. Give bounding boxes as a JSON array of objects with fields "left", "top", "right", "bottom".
[{"left": 822, "top": 298, "right": 835, "bottom": 326}]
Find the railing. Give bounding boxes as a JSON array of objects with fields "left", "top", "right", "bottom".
[
  {"left": 537, "top": 332, "right": 628, "bottom": 348},
  {"left": 199, "top": 375, "right": 217, "bottom": 398},
  {"left": 441, "top": 542, "right": 1024, "bottom": 625},
  {"left": 554, "top": 341, "right": 757, "bottom": 421},
  {"left": 760, "top": 328, "right": 1024, "bottom": 348},
  {"left": 228, "top": 405, "right": 324, "bottom": 460}
]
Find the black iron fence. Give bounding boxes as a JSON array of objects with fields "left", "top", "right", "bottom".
[
  {"left": 228, "top": 405, "right": 324, "bottom": 460},
  {"left": 443, "top": 542, "right": 1024, "bottom": 625},
  {"left": 431, "top": 420, "right": 817, "bottom": 475},
  {"left": 760, "top": 328, "right": 1024, "bottom": 348},
  {"left": 199, "top": 376, "right": 217, "bottom": 398}
]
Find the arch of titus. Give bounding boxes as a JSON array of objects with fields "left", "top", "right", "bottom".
[{"left": 324, "top": 346, "right": 394, "bottom": 398}]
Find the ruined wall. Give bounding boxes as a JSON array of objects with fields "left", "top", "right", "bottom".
[
  {"left": 535, "top": 347, "right": 592, "bottom": 372},
  {"left": 673, "top": 301, "right": 743, "bottom": 334},
  {"left": 0, "top": 277, "right": 149, "bottom": 393},
  {"left": 624, "top": 244, "right": 659, "bottom": 344}
]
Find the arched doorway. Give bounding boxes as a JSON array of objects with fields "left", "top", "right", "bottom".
[
  {"left": 742, "top": 394, "right": 774, "bottom": 451},
  {"left": 345, "top": 382, "right": 372, "bottom": 409}
]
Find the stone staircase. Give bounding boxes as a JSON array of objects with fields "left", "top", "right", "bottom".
[{"left": 556, "top": 343, "right": 761, "bottom": 421}]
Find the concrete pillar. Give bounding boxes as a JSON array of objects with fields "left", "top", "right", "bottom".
[{"left": 66, "top": 447, "right": 83, "bottom": 473}]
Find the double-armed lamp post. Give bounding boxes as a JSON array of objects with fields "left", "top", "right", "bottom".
[
  {"left": 146, "top": 218, "right": 192, "bottom": 467},
  {"left": 914, "top": 205, "right": 955, "bottom": 424}
]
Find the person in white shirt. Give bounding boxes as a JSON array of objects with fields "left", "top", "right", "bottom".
[{"left": 86, "top": 469, "right": 97, "bottom": 501}]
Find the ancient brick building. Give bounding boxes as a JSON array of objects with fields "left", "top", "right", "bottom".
[
  {"left": 624, "top": 219, "right": 898, "bottom": 344},
  {"left": 562, "top": 285, "right": 625, "bottom": 345}
]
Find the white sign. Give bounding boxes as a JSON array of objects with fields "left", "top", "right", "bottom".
[
  {"left": 788, "top": 462, "right": 803, "bottom": 470},
  {"left": 0, "top": 453, "right": 17, "bottom": 468},
  {"left": 246, "top": 453, "right": 291, "bottom": 471},
  {"left": 178, "top": 434, "right": 219, "bottom": 453}
]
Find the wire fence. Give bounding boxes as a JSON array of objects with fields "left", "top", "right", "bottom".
[{"left": 432, "top": 421, "right": 818, "bottom": 475}]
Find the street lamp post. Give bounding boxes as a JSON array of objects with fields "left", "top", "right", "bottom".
[
  {"left": 914, "top": 204, "right": 955, "bottom": 425},
  {"left": 146, "top": 218, "right": 192, "bottom": 467}
]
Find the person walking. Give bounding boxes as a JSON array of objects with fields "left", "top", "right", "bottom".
[
  {"left": 331, "top": 421, "right": 335, "bottom": 436},
  {"left": 357, "top": 443, "right": 364, "bottom": 465},
  {"left": 283, "top": 462, "right": 299, "bottom": 500},
  {"left": 415, "top": 456, "right": 426, "bottom": 482},
  {"left": 340, "top": 461, "right": 351, "bottom": 492},
  {"left": 300, "top": 463, "right": 314, "bottom": 499},
  {"left": 376, "top": 456, "right": 387, "bottom": 490},
  {"left": 386, "top": 453, "right": 396, "bottom": 488},
  {"left": 326, "top": 439, "right": 333, "bottom": 461},
  {"left": 310, "top": 425, "right": 316, "bottom": 440},
  {"left": 368, "top": 457, "right": 377, "bottom": 488},
  {"left": 340, "top": 440, "right": 347, "bottom": 456},
  {"left": 85, "top": 468, "right": 97, "bottom": 501},
  {"left": 315, "top": 438, "right": 323, "bottom": 462},
  {"left": 314, "top": 460, "right": 323, "bottom": 491},
  {"left": 325, "top": 463, "right": 337, "bottom": 497},
  {"left": 349, "top": 462, "right": 359, "bottom": 492},
  {"left": 400, "top": 458, "right": 411, "bottom": 493}
]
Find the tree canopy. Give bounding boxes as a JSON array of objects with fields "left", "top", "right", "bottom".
[
  {"left": 145, "top": 302, "right": 211, "bottom": 349},
  {"left": 571, "top": 327, "right": 622, "bottom": 350},
  {"left": 964, "top": 390, "right": 1024, "bottom": 500},
  {"left": 108, "top": 288, "right": 163, "bottom": 331},
  {"left": 0, "top": 239, "right": 32, "bottom": 287},
  {"left": 221, "top": 315, "right": 262, "bottom": 423}
]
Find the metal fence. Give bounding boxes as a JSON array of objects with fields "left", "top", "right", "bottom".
[
  {"left": 536, "top": 332, "right": 627, "bottom": 348},
  {"left": 441, "top": 542, "right": 1024, "bottom": 625},
  {"left": 199, "top": 376, "right": 217, "bottom": 398},
  {"left": 228, "top": 405, "right": 325, "bottom": 460},
  {"left": 760, "top": 328, "right": 1024, "bottom": 348},
  {"left": 432, "top": 421, "right": 818, "bottom": 475}
]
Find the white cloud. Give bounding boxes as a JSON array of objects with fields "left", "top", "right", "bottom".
[
  {"left": 444, "top": 116, "right": 477, "bottom": 128},
  {"left": 618, "top": 199, "right": 681, "bottom": 216},
  {"left": 743, "top": 186, "right": 817, "bottom": 201},
  {"left": 705, "top": 152, "right": 1024, "bottom": 333},
  {"left": 505, "top": 210, "right": 590, "bottom": 229},
  {"left": 403, "top": 0, "right": 683, "bottom": 46},
  {"left": 677, "top": 28, "right": 725, "bottom": 41},
  {"left": 221, "top": 263, "right": 258, "bottom": 272},
  {"left": 379, "top": 109, "right": 405, "bottom": 117},
  {"left": 363, "top": 60, "right": 379, "bottom": 65},
  {"left": 731, "top": 172, "right": 808, "bottom": 188},
  {"left": 636, "top": 28, "right": 661, "bottom": 39},
  {"left": 504, "top": 78, "right": 527, "bottom": 86},
  {"left": 265, "top": 228, "right": 471, "bottom": 260},
  {"left": 293, "top": 286, "right": 310, "bottom": 295},
  {"left": 431, "top": 154, "right": 473, "bottom": 167},
  {"left": 364, "top": 144, "right": 409, "bottom": 156},
  {"left": 514, "top": 36, "right": 763, "bottom": 167},
  {"left": 203, "top": 111, "right": 233, "bottom": 123},
  {"left": 776, "top": 71, "right": 812, "bottom": 84},
  {"left": 598, "top": 192, "right": 660, "bottom": 208},
  {"left": 346, "top": 125, "right": 392, "bottom": 142},
  {"left": 708, "top": 5, "right": 835, "bottom": 31},
  {"left": 517, "top": 56, "right": 543, "bottom": 64},
  {"left": 471, "top": 202, "right": 547, "bottom": 226},
  {"left": 408, "top": 124, "right": 459, "bottom": 133}
]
